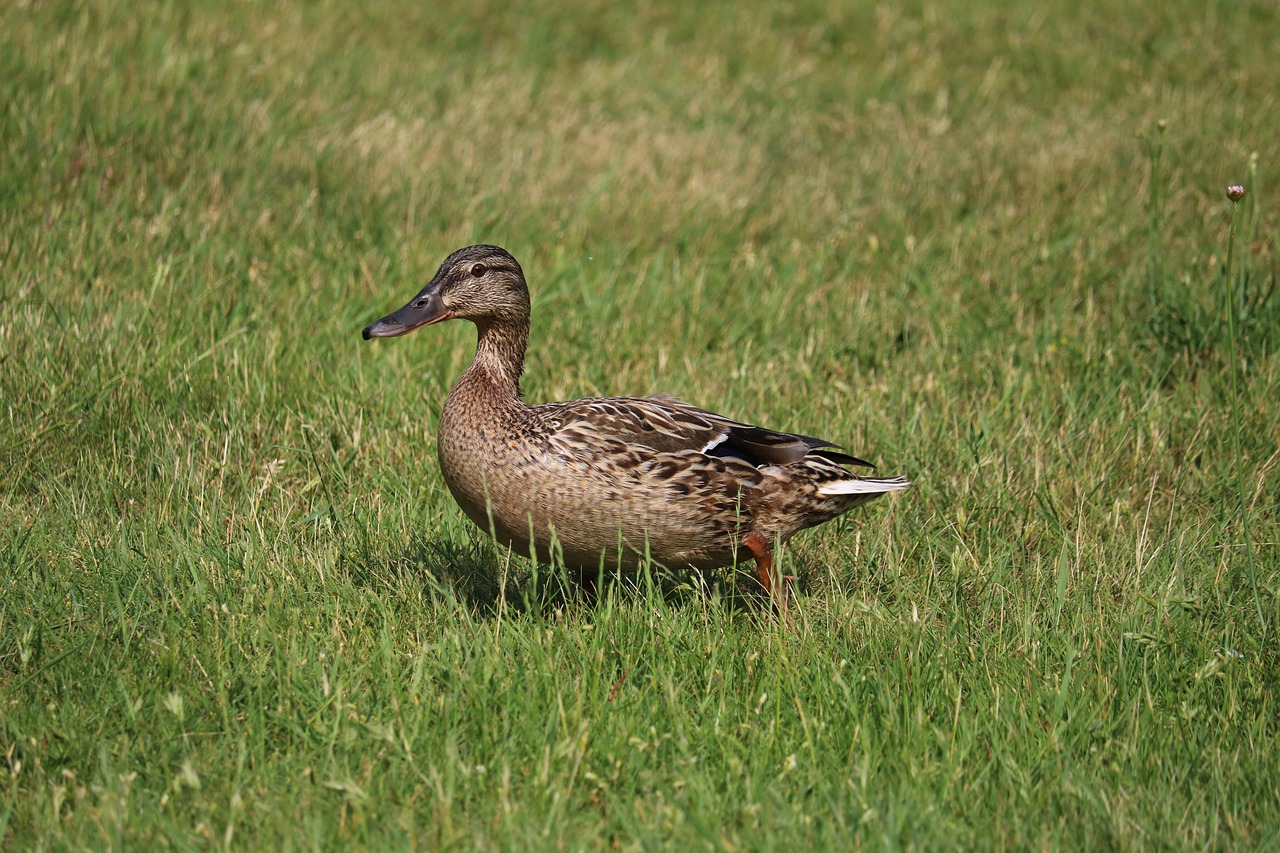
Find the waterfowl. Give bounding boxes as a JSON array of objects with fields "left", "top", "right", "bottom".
[{"left": 362, "top": 245, "right": 909, "bottom": 613}]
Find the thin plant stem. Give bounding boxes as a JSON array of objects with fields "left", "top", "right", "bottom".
[
  {"left": 1144, "top": 122, "right": 1167, "bottom": 307},
  {"left": 1223, "top": 188, "right": 1266, "bottom": 638}
]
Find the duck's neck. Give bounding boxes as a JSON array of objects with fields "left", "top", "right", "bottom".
[{"left": 458, "top": 318, "right": 529, "bottom": 402}]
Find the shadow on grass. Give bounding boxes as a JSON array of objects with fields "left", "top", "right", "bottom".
[{"left": 343, "top": 530, "right": 798, "bottom": 620}]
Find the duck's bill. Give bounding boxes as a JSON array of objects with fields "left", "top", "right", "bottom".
[{"left": 361, "top": 282, "right": 452, "bottom": 339}]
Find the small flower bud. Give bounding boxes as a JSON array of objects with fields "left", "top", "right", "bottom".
[{"left": 1226, "top": 185, "right": 1246, "bottom": 203}]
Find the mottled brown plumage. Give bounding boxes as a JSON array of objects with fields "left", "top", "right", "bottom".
[{"left": 363, "top": 245, "right": 910, "bottom": 612}]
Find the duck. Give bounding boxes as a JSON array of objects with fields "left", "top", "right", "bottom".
[{"left": 362, "top": 244, "right": 910, "bottom": 613}]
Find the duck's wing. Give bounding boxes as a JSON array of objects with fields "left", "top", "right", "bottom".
[{"left": 538, "top": 394, "right": 875, "bottom": 469}]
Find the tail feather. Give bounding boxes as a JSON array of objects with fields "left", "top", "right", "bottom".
[{"left": 816, "top": 475, "right": 912, "bottom": 497}]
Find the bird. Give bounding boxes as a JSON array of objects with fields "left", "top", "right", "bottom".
[{"left": 362, "top": 244, "right": 909, "bottom": 614}]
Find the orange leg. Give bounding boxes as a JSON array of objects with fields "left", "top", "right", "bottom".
[{"left": 744, "top": 531, "right": 793, "bottom": 617}]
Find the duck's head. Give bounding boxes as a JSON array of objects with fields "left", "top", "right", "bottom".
[{"left": 362, "top": 244, "right": 530, "bottom": 339}]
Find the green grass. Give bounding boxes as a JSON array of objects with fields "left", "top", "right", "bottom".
[{"left": 3, "top": 0, "right": 1279, "bottom": 848}]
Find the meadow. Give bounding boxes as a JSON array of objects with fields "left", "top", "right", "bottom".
[{"left": 2, "top": 0, "right": 1279, "bottom": 848}]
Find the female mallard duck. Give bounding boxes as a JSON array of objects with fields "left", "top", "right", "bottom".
[{"left": 363, "top": 245, "right": 909, "bottom": 612}]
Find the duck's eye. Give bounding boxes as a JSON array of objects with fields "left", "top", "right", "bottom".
[{"left": 470, "top": 263, "right": 486, "bottom": 278}]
